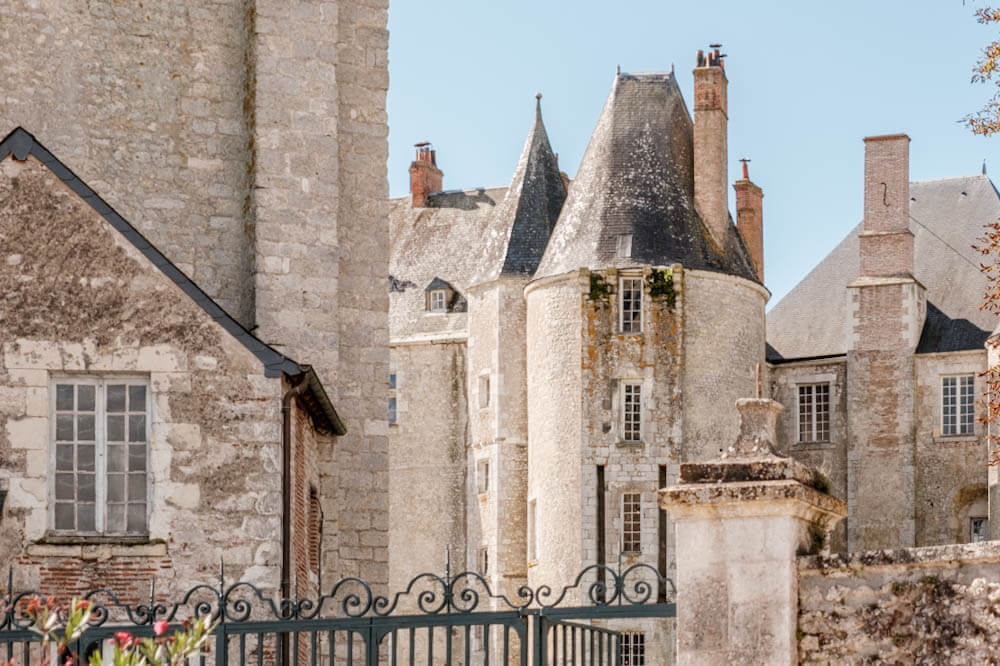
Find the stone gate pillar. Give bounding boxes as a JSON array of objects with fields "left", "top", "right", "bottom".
[{"left": 659, "top": 398, "right": 846, "bottom": 665}]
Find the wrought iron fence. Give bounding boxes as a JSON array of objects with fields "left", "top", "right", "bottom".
[{"left": 0, "top": 563, "right": 675, "bottom": 665}]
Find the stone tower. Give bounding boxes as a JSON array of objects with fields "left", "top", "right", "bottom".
[
  {"left": 526, "top": 63, "right": 766, "bottom": 594},
  {"left": 466, "top": 96, "right": 567, "bottom": 602},
  {"left": 3, "top": 0, "right": 390, "bottom": 586}
]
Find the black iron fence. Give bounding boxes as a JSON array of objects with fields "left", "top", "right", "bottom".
[{"left": 1, "top": 563, "right": 675, "bottom": 665}]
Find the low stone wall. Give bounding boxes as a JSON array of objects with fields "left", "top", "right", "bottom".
[{"left": 798, "top": 542, "right": 1000, "bottom": 663}]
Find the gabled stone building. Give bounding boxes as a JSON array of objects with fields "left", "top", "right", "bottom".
[{"left": 1, "top": 0, "right": 390, "bottom": 600}]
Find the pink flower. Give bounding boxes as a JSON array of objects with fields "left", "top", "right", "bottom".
[
  {"left": 153, "top": 620, "right": 168, "bottom": 636},
  {"left": 115, "top": 631, "right": 134, "bottom": 648}
]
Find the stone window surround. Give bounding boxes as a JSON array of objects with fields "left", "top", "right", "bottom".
[
  {"left": 47, "top": 375, "right": 151, "bottom": 541},
  {"left": 478, "top": 372, "right": 490, "bottom": 410},
  {"left": 618, "top": 379, "right": 643, "bottom": 446},
  {"left": 940, "top": 373, "right": 976, "bottom": 438},
  {"left": 792, "top": 372, "right": 837, "bottom": 447},
  {"left": 618, "top": 274, "right": 643, "bottom": 334},
  {"left": 476, "top": 457, "right": 489, "bottom": 495}
]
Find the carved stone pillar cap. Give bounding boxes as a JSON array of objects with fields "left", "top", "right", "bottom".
[{"left": 725, "top": 397, "right": 784, "bottom": 459}]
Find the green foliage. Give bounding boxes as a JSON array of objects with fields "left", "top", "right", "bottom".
[
  {"left": 812, "top": 472, "right": 832, "bottom": 494},
  {"left": 920, "top": 575, "right": 940, "bottom": 587},
  {"left": 808, "top": 520, "right": 827, "bottom": 554},
  {"left": 965, "top": 6, "right": 1000, "bottom": 135},
  {"left": 0, "top": 595, "right": 215, "bottom": 666},
  {"left": 891, "top": 581, "right": 909, "bottom": 596},
  {"left": 588, "top": 273, "right": 610, "bottom": 300},
  {"left": 646, "top": 268, "right": 676, "bottom": 309}
]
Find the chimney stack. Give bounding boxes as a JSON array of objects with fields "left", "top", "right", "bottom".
[
  {"left": 860, "top": 134, "right": 912, "bottom": 277},
  {"left": 693, "top": 45, "right": 729, "bottom": 247},
  {"left": 409, "top": 142, "right": 443, "bottom": 207},
  {"left": 733, "top": 158, "right": 764, "bottom": 281}
]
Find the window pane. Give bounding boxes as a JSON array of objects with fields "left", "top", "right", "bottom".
[
  {"left": 56, "top": 444, "right": 74, "bottom": 471},
  {"left": 106, "top": 385, "right": 126, "bottom": 412},
  {"left": 76, "top": 385, "right": 95, "bottom": 412},
  {"left": 55, "top": 414, "right": 74, "bottom": 441},
  {"left": 77, "top": 444, "right": 95, "bottom": 472},
  {"left": 55, "top": 385, "right": 74, "bottom": 411},
  {"left": 108, "top": 444, "right": 126, "bottom": 472},
  {"left": 55, "top": 473, "right": 75, "bottom": 501},
  {"left": 107, "top": 474, "right": 125, "bottom": 502},
  {"left": 54, "top": 503, "right": 75, "bottom": 530},
  {"left": 128, "top": 385, "right": 146, "bottom": 412},
  {"left": 129, "top": 445, "right": 146, "bottom": 472},
  {"left": 128, "top": 414, "right": 146, "bottom": 442},
  {"left": 128, "top": 473, "right": 146, "bottom": 501},
  {"left": 106, "top": 504, "right": 125, "bottom": 533},
  {"left": 78, "top": 473, "right": 95, "bottom": 502},
  {"left": 77, "top": 414, "right": 95, "bottom": 441},
  {"left": 77, "top": 504, "right": 95, "bottom": 532},
  {"left": 107, "top": 415, "right": 125, "bottom": 442},
  {"left": 127, "top": 504, "right": 147, "bottom": 533}
]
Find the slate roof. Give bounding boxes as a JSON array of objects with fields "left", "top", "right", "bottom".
[
  {"left": 0, "top": 127, "right": 345, "bottom": 434},
  {"left": 534, "top": 71, "right": 758, "bottom": 282},
  {"left": 767, "top": 175, "right": 1000, "bottom": 361},
  {"left": 389, "top": 186, "right": 507, "bottom": 339},
  {"left": 472, "top": 98, "right": 567, "bottom": 284}
]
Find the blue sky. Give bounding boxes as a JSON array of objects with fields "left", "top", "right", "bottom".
[{"left": 387, "top": 1, "right": 998, "bottom": 306}]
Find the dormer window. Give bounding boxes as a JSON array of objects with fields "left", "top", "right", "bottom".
[
  {"left": 424, "top": 277, "right": 467, "bottom": 314},
  {"left": 429, "top": 289, "right": 447, "bottom": 312}
]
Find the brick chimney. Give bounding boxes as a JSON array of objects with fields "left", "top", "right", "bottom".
[
  {"left": 733, "top": 159, "right": 764, "bottom": 281},
  {"left": 693, "top": 45, "right": 729, "bottom": 248},
  {"left": 409, "top": 142, "right": 442, "bottom": 207},
  {"left": 860, "top": 134, "right": 912, "bottom": 277}
]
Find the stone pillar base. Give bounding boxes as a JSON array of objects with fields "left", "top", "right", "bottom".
[{"left": 660, "top": 458, "right": 846, "bottom": 666}]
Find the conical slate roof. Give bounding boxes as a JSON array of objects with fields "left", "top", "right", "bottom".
[
  {"left": 472, "top": 97, "right": 568, "bottom": 284},
  {"left": 534, "top": 71, "right": 758, "bottom": 282}
]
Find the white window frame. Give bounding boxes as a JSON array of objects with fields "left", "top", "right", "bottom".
[
  {"left": 388, "top": 396, "right": 397, "bottom": 425},
  {"left": 477, "top": 458, "right": 489, "bottom": 494},
  {"left": 621, "top": 631, "right": 645, "bottom": 665},
  {"left": 616, "top": 234, "right": 633, "bottom": 258},
  {"left": 478, "top": 373, "right": 490, "bottom": 409},
  {"left": 942, "top": 374, "right": 975, "bottom": 436},
  {"left": 619, "top": 276, "right": 643, "bottom": 333},
  {"left": 429, "top": 289, "right": 447, "bottom": 313},
  {"left": 621, "top": 381, "right": 642, "bottom": 443},
  {"left": 49, "top": 376, "right": 151, "bottom": 537},
  {"left": 621, "top": 492, "right": 641, "bottom": 554},
  {"left": 797, "top": 383, "right": 830, "bottom": 443}
]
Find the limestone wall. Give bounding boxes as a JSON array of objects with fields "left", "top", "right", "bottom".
[
  {"left": 2, "top": 0, "right": 256, "bottom": 323},
  {"left": 0, "top": 156, "right": 303, "bottom": 598},
  {"left": 680, "top": 270, "right": 768, "bottom": 463},
  {"left": 525, "top": 273, "right": 584, "bottom": 590},
  {"left": 798, "top": 543, "right": 1000, "bottom": 663},
  {"left": 771, "top": 358, "right": 849, "bottom": 553},
  {"left": 913, "top": 350, "right": 989, "bottom": 547},
  {"left": 387, "top": 340, "right": 468, "bottom": 592}
]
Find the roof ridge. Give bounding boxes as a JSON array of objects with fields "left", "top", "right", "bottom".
[{"left": 0, "top": 126, "right": 344, "bottom": 434}]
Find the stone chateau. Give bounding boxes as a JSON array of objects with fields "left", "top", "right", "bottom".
[
  {"left": 4, "top": 0, "right": 1000, "bottom": 662},
  {"left": 387, "top": 47, "right": 1000, "bottom": 661}
]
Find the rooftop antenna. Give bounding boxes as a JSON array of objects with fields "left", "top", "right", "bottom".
[
  {"left": 616, "top": 64, "right": 621, "bottom": 76},
  {"left": 984, "top": 159, "right": 988, "bottom": 175}
]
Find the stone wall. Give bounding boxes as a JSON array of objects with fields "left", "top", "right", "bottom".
[
  {"left": 771, "top": 358, "right": 849, "bottom": 553},
  {"left": 3, "top": 0, "right": 391, "bottom": 588},
  {"left": 387, "top": 340, "right": 468, "bottom": 593},
  {"left": 0, "top": 155, "right": 310, "bottom": 596},
  {"left": 798, "top": 542, "right": 1000, "bottom": 663}
]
